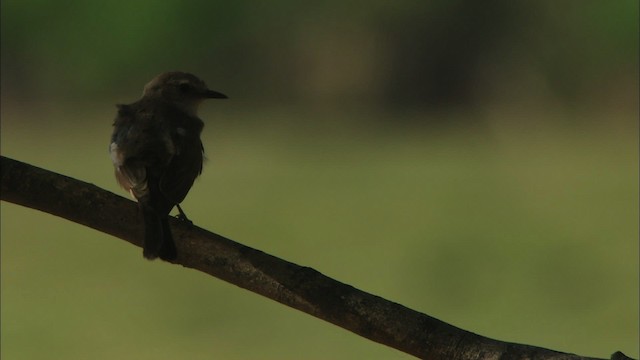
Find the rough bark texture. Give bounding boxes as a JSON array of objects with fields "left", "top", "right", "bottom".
[{"left": 0, "top": 156, "right": 633, "bottom": 360}]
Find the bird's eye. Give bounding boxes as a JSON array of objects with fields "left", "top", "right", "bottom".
[{"left": 179, "top": 83, "right": 191, "bottom": 93}]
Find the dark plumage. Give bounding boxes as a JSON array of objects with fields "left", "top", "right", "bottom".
[{"left": 110, "top": 71, "right": 226, "bottom": 260}]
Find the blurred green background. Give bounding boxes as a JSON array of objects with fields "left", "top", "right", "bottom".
[{"left": 1, "top": 1, "right": 638, "bottom": 359}]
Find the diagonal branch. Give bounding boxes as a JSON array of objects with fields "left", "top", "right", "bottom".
[{"left": 0, "top": 156, "right": 632, "bottom": 360}]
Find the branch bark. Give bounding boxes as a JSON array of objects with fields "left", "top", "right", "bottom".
[{"left": 0, "top": 156, "right": 633, "bottom": 360}]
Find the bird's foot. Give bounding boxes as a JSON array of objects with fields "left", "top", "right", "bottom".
[
  {"left": 175, "top": 204, "right": 193, "bottom": 225},
  {"left": 175, "top": 213, "right": 193, "bottom": 224}
]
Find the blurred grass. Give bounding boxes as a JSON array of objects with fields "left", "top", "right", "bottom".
[{"left": 1, "top": 102, "right": 638, "bottom": 359}]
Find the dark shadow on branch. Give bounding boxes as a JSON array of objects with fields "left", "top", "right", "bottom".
[{"left": 0, "top": 156, "right": 633, "bottom": 360}]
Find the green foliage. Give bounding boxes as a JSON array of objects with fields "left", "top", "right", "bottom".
[{"left": 1, "top": 1, "right": 637, "bottom": 109}]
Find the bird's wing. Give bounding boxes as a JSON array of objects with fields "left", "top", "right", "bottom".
[{"left": 110, "top": 103, "right": 174, "bottom": 200}]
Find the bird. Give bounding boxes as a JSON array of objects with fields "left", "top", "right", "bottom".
[{"left": 109, "top": 71, "right": 227, "bottom": 261}]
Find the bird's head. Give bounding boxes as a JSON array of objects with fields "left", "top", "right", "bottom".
[{"left": 142, "top": 71, "right": 227, "bottom": 116}]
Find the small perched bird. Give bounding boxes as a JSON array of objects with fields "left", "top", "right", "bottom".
[{"left": 110, "top": 71, "right": 227, "bottom": 260}]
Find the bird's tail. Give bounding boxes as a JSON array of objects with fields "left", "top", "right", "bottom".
[
  {"left": 141, "top": 205, "right": 177, "bottom": 261},
  {"left": 158, "top": 217, "right": 177, "bottom": 260}
]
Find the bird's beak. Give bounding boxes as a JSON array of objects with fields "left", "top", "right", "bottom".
[{"left": 204, "top": 89, "right": 228, "bottom": 99}]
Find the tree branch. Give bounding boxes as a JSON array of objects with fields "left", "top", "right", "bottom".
[{"left": 0, "top": 156, "right": 632, "bottom": 360}]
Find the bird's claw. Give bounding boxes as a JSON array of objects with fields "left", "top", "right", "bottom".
[
  {"left": 175, "top": 204, "right": 193, "bottom": 225},
  {"left": 175, "top": 213, "right": 193, "bottom": 224}
]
